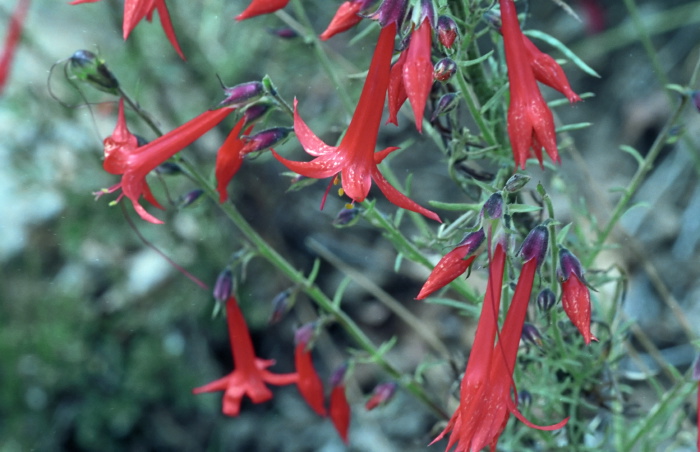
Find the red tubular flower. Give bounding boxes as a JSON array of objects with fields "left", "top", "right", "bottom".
[
  {"left": 235, "top": 0, "right": 289, "bottom": 21},
  {"left": 558, "top": 247, "right": 597, "bottom": 345},
  {"left": 365, "top": 382, "right": 397, "bottom": 410},
  {"left": 101, "top": 100, "right": 233, "bottom": 223},
  {"left": 416, "top": 229, "right": 485, "bottom": 300},
  {"left": 329, "top": 365, "right": 351, "bottom": 444},
  {"left": 71, "top": 0, "right": 185, "bottom": 59},
  {"left": 215, "top": 118, "right": 254, "bottom": 203},
  {"left": 522, "top": 36, "right": 581, "bottom": 104},
  {"left": 499, "top": 0, "right": 559, "bottom": 169},
  {"left": 193, "top": 296, "right": 298, "bottom": 416},
  {"left": 0, "top": 0, "right": 29, "bottom": 94},
  {"left": 294, "top": 324, "right": 327, "bottom": 416},
  {"left": 320, "top": 0, "right": 376, "bottom": 41},
  {"left": 272, "top": 23, "right": 440, "bottom": 222}
]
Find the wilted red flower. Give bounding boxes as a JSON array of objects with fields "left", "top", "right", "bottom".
[
  {"left": 236, "top": 0, "right": 289, "bottom": 21},
  {"left": 294, "top": 324, "right": 327, "bottom": 416},
  {"left": 193, "top": 296, "right": 298, "bottom": 416},
  {"left": 70, "top": 0, "right": 185, "bottom": 59},
  {"left": 329, "top": 365, "right": 351, "bottom": 444},
  {"left": 272, "top": 23, "right": 440, "bottom": 222},
  {"left": 0, "top": 0, "right": 29, "bottom": 94},
  {"left": 500, "top": 0, "right": 559, "bottom": 169},
  {"left": 558, "top": 247, "right": 597, "bottom": 345},
  {"left": 100, "top": 100, "right": 233, "bottom": 223},
  {"left": 320, "top": 0, "right": 376, "bottom": 41}
]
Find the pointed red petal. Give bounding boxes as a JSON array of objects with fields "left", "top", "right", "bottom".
[
  {"left": 122, "top": 0, "right": 152, "bottom": 39},
  {"left": 235, "top": 0, "right": 289, "bottom": 21},
  {"left": 271, "top": 149, "right": 344, "bottom": 179},
  {"left": 403, "top": 19, "right": 433, "bottom": 133},
  {"left": 387, "top": 50, "right": 408, "bottom": 126},
  {"left": 319, "top": 1, "right": 363, "bottom": 41},
  {"left": 192, "top": 375, "right": 232, "bottom": 394},
  {"left": 371, "top": 167, "right": 440, "bottom": 222},
  {"left": 330, "top": 385, "right": 351, "bottom": 443},
  {"left": 293, "top": 98, "right": 335, "bottom": 156},
  {"left": 416, "top": 250, "right": 474, "bottom": 299},
  {"left": 154, "top": 0, "right": 185, "bottom": 59},
  {"left": 215, "top": 118, "right": 248, "bottom": 203},
  {"left": 295, "top": 343, "right": 327, "bottom": 416},
  {"left": 0, "top": 0, "right": 29, "bottom": 93}
]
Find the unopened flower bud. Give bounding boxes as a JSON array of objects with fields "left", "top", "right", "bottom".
[
  {"left": 692, "top": 354, "right": 700, "bottom": 381},
  {"left": 365, "top": 382, "right": 397, "bottom": 411},
  {"left": 269, "top": 288, "right": 292, "bottom": 324},
  {"left": 430, "top": 93, "right": 460, "bottom": 121},
  {"left": 177, "top": 188, "right": 204, "bottom": 208},
  {"left": 294, "top": 322, "right": 316, "bottom": 347},
  {"left": 521, "top": 323, "right": 543, "bottom": 347},
  {"left": 433, "top": 58, "right": 457, "bottom": 82},
  {"left": 518, "top": 389, "right": 532, "bottom": 407},
  {"left": 213, "top": 268, "right": 233, "bottom": 302},
  {"left": 437, "top": 15, "right": 459, "bottom": 48},
  {"left": 417, "top": 0, "right": 436, "bottom": 28},
  {"left": 366, "top": 0, "right": 408, "bottom": 28},
  {"left": 155, "top": 162, "right": 182, "bottom": 175},
  {"left": 333, "top": 206, "right": 360, "bottom": 226},
  {"left": 536, "top": 288, "right": 557, "bottom": 312},
  {"left": 330, "top": 364, "right": 348, "bottom": 388},
  {"left": 268, "top": 27, "right": 299, "bottom": 39},
  {"left": 456, "top": 228, "right": 486, "bottom": 256},
  {"left": 504, "top": 173, "right": 531, "bottom": 193},
  {"left": 241, "top": 127, "right": 293, "bottom": 154},
  {"left": 518, "top": 225, "right": 549, "bottom": 266},
  {"left": 558, "top": 247, "right": 585, "bottom": 283},
  {"left": 691, "top": 91, "right": 700, "bottom": 113},
  {"left": 241, "top": 102, "right": 274, "bottom": 127},
  {"left": 68, "top": 50, "right": 119, "bottom": 94},
  {"left": 481, "top": 192, "right": 504, "bottom": 221},
  {"left": 218, "top": 80, "right": 264, "bottom": 108}
]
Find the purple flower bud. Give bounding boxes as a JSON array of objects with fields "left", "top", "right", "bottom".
[
  {"left": 295, "top": 322, "right": 316, "bottom": 347},
  {"left": 213, "top": 268, "right": 233, "bottom": 302},
  {"left": 517, "top": 389, "right": 532, "bottom": 407},
  {"left": 430, "top": 92, "right": 460, "bottom": 121},
  {"left": 155, "top": 161, "right": 182, "bottom": 175},
  {"left": 241, "top": 102, "right": 274, "bottom": 127},
  {"left": 69, "top": 50, "right": 120, "bottom": 94},
  {"left": 241, "top": 127, "right": 293, "bottom": 154},
  {"left": 518, "top": 225, "right": 549, "bottom": 267},
  {"left": 481, "top": 192, "right": 504, "bottom": 221},
  {"left": 692, "top": 354, "right": 700, "bottom": 381},
  {"left": 521, "top": 323, "right": 543, "bottom": 347},
  {"left": 333, "top": 206, "right": 360, "bottom": 226},
  {"left": 177, "top": 188, "right": 204, "bottom": 208},
  {"left": 536, "top": 288, "right": 557, "bottom": 312},
  {"left": 365, "top": 382, "right": 397, "bottom": 410},
  {"left": 504, "top": 173, "right": 531, "bottom": 193},
  {"left": 268, "top": 27, "right": 299, "bottom": 39},
  {"left": 433, "top": 57, "right": 457, "bottom": 82},
  {"left": 366, "top": 0, "right": 408, "bottom": 28},
  {"left": 417, "top": 0, "right": 436, "bottom": 29},
  {"left": 437, "top": 15, "right": 459, "bottom": 48},
  {"left": 558, "top": 247, "right": 586, "bottom": 283},
  {"left": 218, "top": 80, "right": 265, "bottom": 108},
  {"left": 456, "top": 228, "right": 486, "bottom": 256},
  {"left": 330, "top": 364, "right": 348, "bottom": 388},
  {"left": 269, "top": 289, "right": 292, "bottom": 324}
]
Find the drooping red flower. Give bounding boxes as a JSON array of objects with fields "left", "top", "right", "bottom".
[
  {"left": 101, "top": 100, "right": 233, "bottom": 223},
  {"left": 387, "top": 18, "right": 433, "bottom": 132},
  {"left": 193, "top": 296, "right": 298, "bottom": 416},
  {"left": 294, "top": 324, "right": 327, "bottom": 417},
  {"left": 500, "top": 0, "right": 559, "bottom": 169},
  {"left": 272, "top": 23, "right": 440, "bottom": 222},
  {"left": 416, "top": 229, "right": 485, "bottom": 300},
  {"left": 70, "top": 0, "right": 185, "bottom": 59},
  {"left": 235, "top": 0, "right": 289, "bottom": 21},
  {"left": 215, "top": 118, "right": 254, "bottom": 203},
  {"left": 320, "top": 0, "right": 376, "bottom": 41},
  {"left": 559, "top": 247, "right": 597, "bottom": 345},
  {"left": 522, "top": 36, "right": 581, "bottom": 104},
  {"left": 0, "top": 0, "right": 29, "bottom": 94},
  {"left": 329, "top": 365, "right": 351, "bottom": 444}
]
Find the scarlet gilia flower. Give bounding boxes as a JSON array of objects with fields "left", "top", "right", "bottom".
[
  {"left": 522, "top": 36, "right": 581, "bottom": 104},
  {"left": 365, "top": 381, "right": 397, "bottom": 410},
  {"left": 294, "top": 324, "right": 327, "bottom": 416},
  {"left": 100, "top": 99, "right": 234, "bottom": 223},
  {"left": 416, "top": 229, "right": 485, "bottom": 300},
  {"left": 0, "top": 0, "right": 29, "bottom": 94},
  {"left": 236, "top": 0, "right": 289, "bottom": 21},
  {"left": 558, "top": 247, "right": 597, "bottom": 345},
  {"left": 70, "top": 0, "right": 185, "bottom": 59},
  {"left": 499, "top": 0, "right": 559, "bottom": 169},
  {"left": 329, "top": 365, "right": 351, "bottom": 444},
  {"left": 272, "top": 23, "right": 440, "bottom": 222},
  {"left": 193, "top": 296, "right": 298, "bottom": 416},
  {"left": 320, "top": 0, "right": 376, "bottom": 41}
]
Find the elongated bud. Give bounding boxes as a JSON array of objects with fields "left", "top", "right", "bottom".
[
  {"left": 366, "top": 0, "right": 407, "bottom": 28},
  {"left": 213, "top": 268, "right": 233, "bottom": 302},
  {"left": 330, "top": 364, "right": 348, "bottom": 388},
  {"left": 558, "top": 247, "right": 585, "bottom": 283},
  {"left": 521, "top": 323, "right": 543, "bottom": 347},
  {"left": 241, "top": 102, "right": 274, "bottom": 127},
  {"left": 536, "top": 287, "right": 556, "bottom": 312},
  {"left": 218, "top": 80, "right": 264, "bottom": 108},
  {"left": 481, "top": 192, "right": 504, "bottom": 220},
  {"left": 430, "top": 93, "right": 459, "bottom": 121},
  {"left": 433, "top": 57, "right": 457, "bottom": 82},
  {"left": 294, "top": 322, "right": 327, "bottom": 417},
  {"left": 68, "top": 50, "right": 119, "bottom": 94},
  {"left": 294, "top": 322, "right": 316, "bottom": 347},
  {"left": 416, "top": 0, "right": 436, "bottom": 28},
  {"left": 240, "top": 127, "right": 293, "bottom": 154},
  {"left": 456, "top": 228, "right": 486, "bottom": 253},
  {"left": 269, "top": 288, "right": 292, "bottom": 324},
  {"left": 177, "top": 188, "right": 204, "bottom": 208},
  {"left": 518, "top": 225, "right": 549, "bottom": 266},
  {"left": 504, "top": 173, "right": 531, "bottom": 193},
  {"left": 365, "top": 382, "right": 397, "bottom": 411},
  {"left": 437, "top": 15, "right": 459, "bottom": 48},
  {"left": 329, "top": 364, "right": 351, "bottom": 444}
]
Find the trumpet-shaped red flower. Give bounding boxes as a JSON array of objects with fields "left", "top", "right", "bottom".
[
  {"left": 236, "top": 0, "right": 289, "bottom": 21},
  {"left": 294, "top": 324, "right": 327, "bottom": 416},
  {"left": 320, "top": 0, "right": 375, "bottom": 41},
  {"left": 272, "top": 23, "right": 440, "bottom": 222},
  {"left": 215, "top": 117, "right": 254, "bottom": 203},
  {"left": 70, "top": 0, "right": 185, "bottom": 59},
  {"left": 329, "top": 365, "right": 351, "bottom": 444},
  {"left": 0, "top": 0, "right": 29, "bottom": 94},
  {"left": 416, "top": 229, "right": 485, "bottom": 300},
  {"left": 559, "top": 247, "right": 597, "bottom": 345},
  {"left": 500, "top": 0, "right": 559, "bottom": 169},
  {"left": 387, "top": 18, "right": 433, "bottom": 132},
  {"left": 193, "top": 296, "right": 298, "bottom": 416},
  {"left": 101, "top": 100, "right": 233, "bottom": 223}
]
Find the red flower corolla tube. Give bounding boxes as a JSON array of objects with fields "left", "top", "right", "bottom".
[
  {"left": 101, "top": 100, "right": 234, "bottom": 223},
  {"left": 499, "top": 0, "right": 559, "bottom": 169},
  {"left": 365, "top": 382, "right": 397, "bottom": 410},
  {"left": 236, "top": 0, "right": 289, "bottom": 21},
  {"left": 522, "top": 36, "right": 581, "bottom": 104},
  {"left": 215, "top": 118, "right": 253, "bottom": 203},
  {"left": 329, "top": 365, "right": 351, "bottom": 444},
  {"left": 558, "top": 247, "right": 597, "bottom": 345},
  {"left": 294, "top": 324, "right": 327, "bottom": 417},
  {"left": 0, "top": 0, "right": 29, "bottom": 94},
  {"left": 320, "top": 0, "right": 376, "bottom": 41},
  {"left": 272, "top": 23, "right": 440, "bottom": 222},
  {"left": 193, "top": 296, "right": 298, "bottom": 416},
  {"left": 70, "top": 0, "right": 185, "bottom": 59}
]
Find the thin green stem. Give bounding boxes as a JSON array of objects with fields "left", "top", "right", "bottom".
[{"left": 455, "top": 70, "right": 497, "bottom": 147}]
